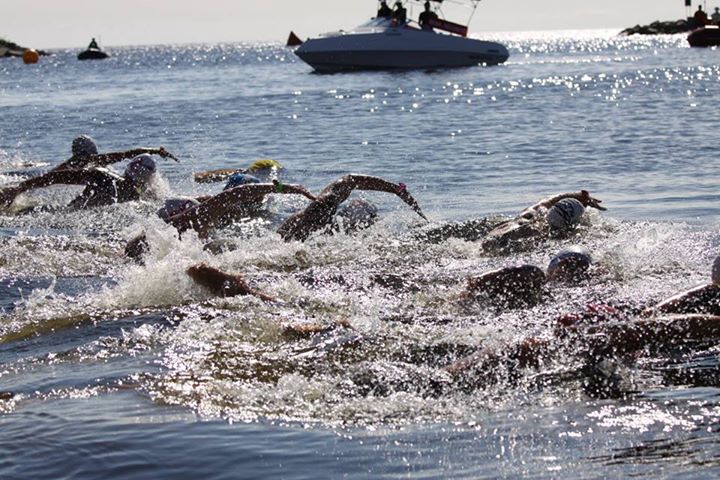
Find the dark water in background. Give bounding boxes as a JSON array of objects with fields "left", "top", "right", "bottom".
[{"left": 2, "top": 30, "right": 720, "bottom": 478}]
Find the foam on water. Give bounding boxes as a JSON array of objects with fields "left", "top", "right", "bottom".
[{"left": 0, "top": 214, "right": 692, "bottom": 425}]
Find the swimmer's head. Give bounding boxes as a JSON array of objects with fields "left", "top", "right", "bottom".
[
  {"left": 712, "top": 255, "right": 720, "bottom": 284},
  {"left": 71, "top": 135, "right": 98, "bottom": 157},
  {"left": 246, "top": 159, "right": 283, "bottom": 181},
  {"left": 125, "top": 154, "right": 157, "bottom": 187},
  {"left": 547, "top": 246, "right": 592, "bottom": 282},
  {"left": 546, "top": 198, "right": 585, "bottom": 230},
  {"left": 156, "top": 197, "right": 200, "bottom": 222},
  {"left": 336, "top": 198, "right": 378, "bottom": 232},
  {"left": 223, "top": 173, "right": 260, "bottom": 191}
]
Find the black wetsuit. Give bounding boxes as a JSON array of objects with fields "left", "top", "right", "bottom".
[{"left": 68, "top": 170, "right": 141, "bottom": 209}]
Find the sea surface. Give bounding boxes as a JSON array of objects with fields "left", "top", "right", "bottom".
[{"left": 2, "top": 29, "right": 720, "bottom": 478}]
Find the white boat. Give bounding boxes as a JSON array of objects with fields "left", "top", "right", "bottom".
[{"left": 294, "top": 0, "right": 508, "bottom": 72}]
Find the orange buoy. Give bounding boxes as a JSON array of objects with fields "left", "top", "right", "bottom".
[
  {"left": 286, "top": 31, "right": 303, "bottom": 47},
  {"left": 22, "top": 49, "right": 39, "bottom": 64}
]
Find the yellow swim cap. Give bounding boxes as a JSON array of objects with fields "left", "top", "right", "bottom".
[{"left": 246, "top": 159, "right": 282, "bottom": 172}]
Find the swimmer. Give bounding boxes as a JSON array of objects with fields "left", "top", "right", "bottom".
[
  {"left": 446, "top": 307, "right": 720, "bottom": 391},
  {"left": 124, "top": 179, "right": 316, "bottom": 259},
  {"left": 641, "top": 254, "right": 720, "bottom": 317},
  {"left": 193, "top": 159, "right": 283, "bottom": 183},
  {"left": 166, "top": 180, "right": 316, "bottom": 238},
  {"left": 187, "top": 263, "right": 276, "bottom": 302},
  {"left": 460, "top": 246, "right": 592, "bottom": 307},
  {"left": 151, "top": 173, "right": 265, "bottom": 227},
  {"left": 52, "top": 135, "right": 177, "bottom": 172},
  {"left": 277, "top": 174, "right": 426, "bottom": 242},
  {"left": 0, "top": 154, "right": 161, "bottom": 210},
  {"left": 481, "top": 190, "right": 607, "bottom": 254},
  {"left": 416, "top": 190, "right": 605, "bottom": 247},
  {"left": 415, "top": 217, "right": 500, "bottom": 244},
  {"left": 186, "top": 265, "right": 353, "bottom": 338}
]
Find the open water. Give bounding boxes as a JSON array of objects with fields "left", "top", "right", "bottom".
[{"left": 2, "top": 29, "right": 720, "bottom": 478}]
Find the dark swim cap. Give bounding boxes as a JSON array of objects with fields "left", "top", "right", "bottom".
[
  {"left": 72, "top": 135, "right": 98, "bottom": 157},
  {"left": 546, "top": 198, "right": 585, "bottom": 230},
  {"left": 337, "top": 199, "right": 379, "bottom": 231},
  {"left": 224, "top": 173, "right": 261, "bottom": 190},
  {"left": 547, "top": 246, "right": 592, "bottom": 281},
  {"left": 157, "top": 198, "right": 200, "bottom": 222},
  {"left": 125, "top": 154, "right": 157, "bottom": 185}
]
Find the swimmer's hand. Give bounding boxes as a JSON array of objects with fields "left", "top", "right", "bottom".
[
  {"left": 273, "top": 180, "right": 317, "bottom": 202},
  {"left": 395, "top": 184, "right": 428, "bottom": 221},
  {"left": 157, "top": 147, "right": 179, "bottom": 162},
  {"left": 579, "top": 190, "right": 607, "bottom": 211}
]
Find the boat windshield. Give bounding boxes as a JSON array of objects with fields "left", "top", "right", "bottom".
[{"left": 359, "top": 17, "right": 394, "bottom": 28}]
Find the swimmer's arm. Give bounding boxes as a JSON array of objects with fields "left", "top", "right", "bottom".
[
  {"left": 90, "top": 147, "right": 178, "bottom": 167},
  {"left": 271, "top": 180, "right": 317, "bottom": 201},
  {"left": 588, "top": 314, "right": 720, "bottom": 355},
  {"left": 519, "top": 190, "right": 606, "bottom": 218},
  {"left": 641, "top": 284, "right": 720, "bottom": 316},
  {"left": 11, "top": 169, "right": 98, "bottom": 192},
  {"left": 0, "top": 170, "right": 102, "bottom": 206},
  {"left": 193, "top": 168, "right": 245, "bottom": 183},
  {"left": 445, "top": 337, "right": 551, "bottom": 381},
  {"left": 344, "top": 175, "right": 428, "bottom": 220},
  {"left": 215, "top": 183, "right": 315, "bottom": 206},
  {"left": 169, "top": 184, "right": 315, "bottom": 236}
]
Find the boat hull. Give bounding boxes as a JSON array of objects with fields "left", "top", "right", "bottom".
[
  {"left": 78, "top": 49, "right": 109, "bottom": 60},
  {"left": 688, "top": 26, "right": 720, "bottom": 47},
  {"left": 295, "top": 27, "right": 508, "bottom": 72},
  {"left": 297, "top": 48, "right": 507, "bottom": 71}
]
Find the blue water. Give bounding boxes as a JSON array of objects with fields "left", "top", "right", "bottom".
[{"left": 2, "top": 29, "right": 720, "bottom": 478}]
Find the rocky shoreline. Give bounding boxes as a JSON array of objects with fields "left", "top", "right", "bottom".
[
  {"left": 0, "top": 38, "right": 48, "bottom": 57},
  {"left": 619, "top": 19, "right": 694, "bottom": 36}
]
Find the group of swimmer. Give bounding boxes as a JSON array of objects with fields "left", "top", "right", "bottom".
[
  {"left": 377, "top": 0, "right": 438, "bottom": 30},
  {"left": 2, "top": 135, "right": 719, "bottom": 391}
]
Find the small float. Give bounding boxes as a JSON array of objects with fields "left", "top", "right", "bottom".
[
  {"left": 78, "top": 38, "right": 109, "bottom": 60},
  {"left": 687, "top": 25, "right": 720, "bottom": 47}
]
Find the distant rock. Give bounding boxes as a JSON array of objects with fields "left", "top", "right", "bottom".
[
  {"left": 619, "top": 19, "right": 693, "bottom": 36},
  {"left": 0, "top": 38, "right": 48, "bottom": 58}
]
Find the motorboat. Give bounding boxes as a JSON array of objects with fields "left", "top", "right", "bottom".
[
  {"left": 294, "top": 0, "right": 509, "bottom": 72},
  {"left": 78, "top": 49, "right": 109, "bottom": 60},
  {"left": 78, "top": 38, "right": 109, "bottom": 60},
  {"left": 688, "top": 25, "right": 720, "bottom": 47}
]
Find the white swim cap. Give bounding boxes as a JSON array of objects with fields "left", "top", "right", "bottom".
[
  {"left": 712, "top": 255, "right": 720, "bottom": 284},
  {"left": 72, "top": 135, "right": 98, "bottom": 157},
  {"left": 337, "top": 199, "right": 378, "bottom": 231},
  {"left": 546, "top": 198, "right": 585, "bottom": 230},
  {"left": 547, "top": 246, "right": 592, "bottom": 281},
  {"left": 125, "top": 154, "right": 157, "bottom": 185},
  {"left": 157, "top": 197, "right": 200, "bottom": 222}
]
